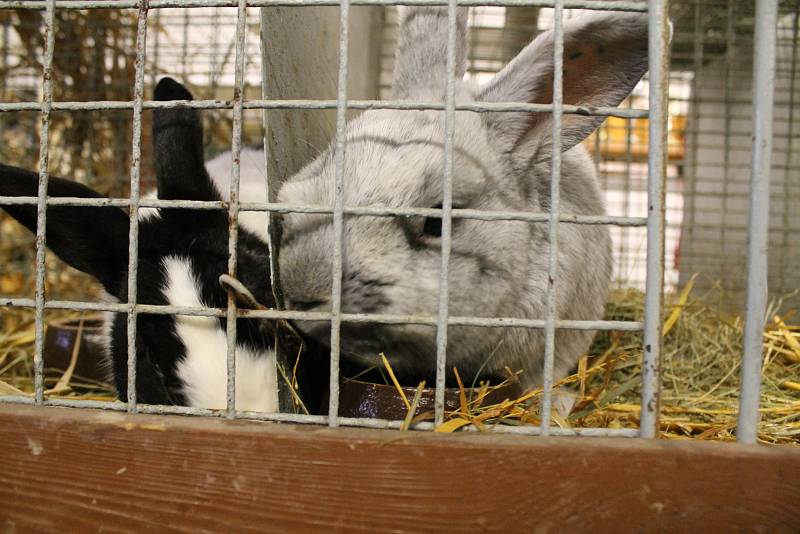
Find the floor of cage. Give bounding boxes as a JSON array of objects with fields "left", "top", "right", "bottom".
[{"left": 1, "top": 281, "right": 798, "bottom": 445}]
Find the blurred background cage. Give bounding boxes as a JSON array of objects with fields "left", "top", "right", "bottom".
[
  {"left": 0, "top": 0, "right": 797, "bottom": 442},
  {"left": 2, "top": 1, "right": 797, "bottom": 309}
]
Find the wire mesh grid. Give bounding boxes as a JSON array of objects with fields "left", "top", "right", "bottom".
[{"left": 0, "top": 0, "right": 782, "bottom": 443}]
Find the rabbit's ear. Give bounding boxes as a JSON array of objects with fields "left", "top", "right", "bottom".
[
  {"left": 477, "top": 12, "right": 650, "bottom": 161},
  {"left": 0, "top": 164, "right": 129, "bottom": 297},
  {"left": 392, "top": 7, "right": 469, "bottom": 99},
  {"left": 152, "top": 77, "right": 219, "bottom": 203}
]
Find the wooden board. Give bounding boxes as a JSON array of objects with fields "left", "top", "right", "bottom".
[{"left": 1, "top": 404, "right": 799, "bottom": 533}]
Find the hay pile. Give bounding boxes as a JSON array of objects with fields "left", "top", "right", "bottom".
[
  {"left": 0, "top": 308, "right": 114, "bottom": 400},
  {"left": 437, "top": 281, "right": 800, "bottom": 444},
  {"left": 1, "top": 282, "right": 798, "bottom": 443}
]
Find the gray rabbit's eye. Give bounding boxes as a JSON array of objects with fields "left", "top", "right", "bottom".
[
  {"left": 422, "top": 208, "right": 442, "bottom": 237},
  {"left": 422, "top": 203, "right": 463, "bottom": 238}
]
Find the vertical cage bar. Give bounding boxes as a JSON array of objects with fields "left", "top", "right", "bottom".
[
  {"left": 210, "top": 7, "right": 221, "bottom": 99},
  {"left": 225, "top": 0, "right": 248, "bottom": 417},
  {"left": 538, "top": 0, "right": 563, "bottom": 434},
  {"left": 86, "top": 16, "right": 100, "bottom": 184},
  {"left": 737, "top": 0, "right": 778, "bottom": 445},
  {"left": 719, "top": 0, "right": 735, "bottom": 285},
  {"left": 32, "top": 0, "right": 57, "bottom": 404},
  {"left": 592, "top": 125, "right": 602, "bottom": 179},
  {"left": 433, "top": 0, "right": 459, "bottom": 427},
  {"left": 1, "top": 17, "right": 9, "bottom": 100},
  {"left": 328, "top": 0, "right": 352, "bottom": 427},
  {"left": 684, "top": 0, "right": 704, "bottom": 286},
  {"left": 619, "top": 98, "right": 633, "bottom": 282},
  {"left": 126, "top": 0, "right": 149, "bottom": 412},
  {"left": 639, "top": 0, "right": 669, "bottom": 439},
  {"left": 780, "top": 6, "right": 799, "bottom": 296},
  {"left": 150, "top": 9, "right": 161, "bottom": 89},
  {"left": 181, "top": 9, "right": 190, "bottom": 81}
]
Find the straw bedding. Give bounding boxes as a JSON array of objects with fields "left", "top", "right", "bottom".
[{"left": 434, "top": 281, "right": 800, "bottom": 444}]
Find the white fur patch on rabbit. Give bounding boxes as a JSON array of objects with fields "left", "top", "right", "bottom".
[
  {"left": 138, "top": 190, "right": 161, "bottom": 222},
  {"left": 162, "top": 256, "right": 278, "bottom": 412},
  {"left": 205, "top": 148, "right": 270, "bottom": 244}
]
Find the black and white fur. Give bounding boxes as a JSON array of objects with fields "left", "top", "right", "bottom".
[{"left": 0, "top": 78, "right": 323, "bottom": 411}]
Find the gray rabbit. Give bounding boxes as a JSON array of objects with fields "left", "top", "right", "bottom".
[{"left": 277, "top": 8, "right": 650, "bottom": 393}]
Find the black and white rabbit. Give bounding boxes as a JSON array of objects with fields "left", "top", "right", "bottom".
[
  {"left": 0, "top": 77, "right": 324, "bottom": 411},
  {"left": 276, "top": 9, "right": 651, "bottom": 393}
]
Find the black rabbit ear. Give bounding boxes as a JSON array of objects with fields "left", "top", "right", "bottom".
[
  {"left": 154, "top": 76, "right": 194, "bottom": 101},
  {"left": 0, "top": 164, "right": 129, "bottom": 297},
  {"left": 152, "top": 77, "right": 218, "bottom": 203}
]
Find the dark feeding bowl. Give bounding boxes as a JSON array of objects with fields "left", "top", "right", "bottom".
[
  {"left": 338, "top": 378, "right": 523, "bottom": 421},
  {"left": 44, "top": 317, "right": 108, "bottom": 383}
]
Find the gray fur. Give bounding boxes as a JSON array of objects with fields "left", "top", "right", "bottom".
[
  {"left": 392, "top": 7, "right": 470, "bottom": 100},
  {"left": 277, "top": 8, "right": 650, "bottom": 389}
]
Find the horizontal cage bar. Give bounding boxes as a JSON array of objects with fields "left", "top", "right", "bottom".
[
  {"left": 0, "top": 197, "right": 649, "bottom": 227},
  {"left": 0, "top": 99, "right": 649, "bottom": 119},
  {"left": 0, "top": 1, "right": 647, "bottom": 11},
  {"left": 0, "top": 298, "right": 643, "bottom": 331},
  {"left": 0, "top": 396, "right": 640, "bottom": 437}
]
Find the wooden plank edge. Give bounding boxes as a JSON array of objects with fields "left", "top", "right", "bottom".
[{"left": 1, "top": 403, "right": 799, "bottom": 533}]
